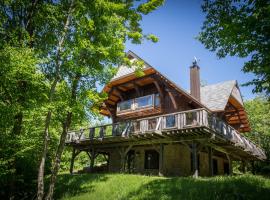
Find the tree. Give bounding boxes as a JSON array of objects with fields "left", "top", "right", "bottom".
[
  {"left": 0, "top": 46, "right": 47, "bottom": 199},
  {"left": 0, "top": 0, "right": 164, "bottom": 199},
  {"left": 198, "top": 0, "right": 270, "bottom": 96},
  {"left": 44, "top": 1, "right": 165, "bottom": 199},
  {"left": 244, "top": 96, "right": 270, "bottom": 174}
]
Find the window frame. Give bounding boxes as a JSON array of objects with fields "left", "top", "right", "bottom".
[
  {"left": 117, "top": 99, "right": 134, "bottom": 113},
  {"left": 134, "top": 94, "right": 154, "bottom": 109}
]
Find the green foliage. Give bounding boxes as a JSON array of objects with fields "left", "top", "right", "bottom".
[
  {"left": 53, "top": 174, "right": 270, "bottom": 200},
  {"left": 244, "top": 96, "right": 270, "bottom": 174},
  {"left": 198, "top": 0, "right": 270, "bottom": 96},
  {"left": 0, "top": 0, "right": 164, "bottom": 198},
  {"left": 0, "top": 46, "right": 48, "bottom": 199}
]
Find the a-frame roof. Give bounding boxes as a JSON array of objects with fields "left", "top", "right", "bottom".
[
  {"left": 200, "top": 80, "right": 243, "bottom": 111},
  {"left": 102, "top": 50, "right": 250, "bottom": 132},
  {"left": 103, "top": 50, "right": 209, "bottom": 111},
  {"left": 108, "top": 51, "right": 245, "bottom": 112}
]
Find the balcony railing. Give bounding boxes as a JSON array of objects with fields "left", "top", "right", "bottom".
[{"left": 66, "top": 108, "right": 266, "bottom": 160}]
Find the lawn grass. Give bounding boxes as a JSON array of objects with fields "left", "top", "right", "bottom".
[{"left": 54, "top": 173, "right": 270, "bottom": 200}]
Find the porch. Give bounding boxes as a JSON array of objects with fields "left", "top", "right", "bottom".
[{"left": 65, "top": 108, "right": 266, "bottom": 176}]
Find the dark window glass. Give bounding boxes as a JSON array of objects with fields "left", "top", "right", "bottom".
[
  {"left": 136, "top": 95, "right": 153, "bottom": 108},
  {"left": 144, "top": 150, "right": 159, "bottom": 169},
  {"left": 224, "top": 162, "right": 229, "bottom": 175},
  {"left": 118, "top": 99, "right": 132, "bottom": 111},
  {"left": 166, "top": 115, "right": 176, "bottom": 128}
]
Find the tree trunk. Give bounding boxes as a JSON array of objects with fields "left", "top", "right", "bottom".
[
  {"left": 12, "top": 112, "right": 23, "bottom": 136},
  {"left": 36, "top": 1, "right": 74, "bottom": 199},
  {"left": 37, "top": 111, "right": 52, "bottom": 200},
  {"left": 45, "top": 112, "right": 72, "bottom": 200},
  {"left": 45, "top": 74, "right": 79, "bottom": 200}
]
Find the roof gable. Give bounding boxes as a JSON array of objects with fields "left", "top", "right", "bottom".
[
  {"left": 200, "top": 80, "right": 244, "bottom": 111},
  {"left": 200, "top": 80, "right": 236, "bottom": 111},
  {"left": 111, "top": 51, "right": 153, "bottom": 81}
]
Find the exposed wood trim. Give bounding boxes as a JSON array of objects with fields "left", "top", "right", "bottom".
[
  {"left": 133, "top": 83, "right": 141, "bottom": 96},
  {"left": 153, "top": 81, "right": 164, "bottom": 99},
  {"left": 114, "top": 88, "right": 124, "bottom": 101},
  {"left": 167, "top": 90, "right": 178, "bottom": 109},
  {"left": 112, "top": 74, "right": 155, "bottom": 89}
]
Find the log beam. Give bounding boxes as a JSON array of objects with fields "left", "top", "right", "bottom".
[{"left": 168, "top": 91, "right": 178, "bottom": 110}]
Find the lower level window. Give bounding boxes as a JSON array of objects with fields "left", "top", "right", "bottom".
[{"left": 144, "top": 150, "right": 159, "bottom": 169}]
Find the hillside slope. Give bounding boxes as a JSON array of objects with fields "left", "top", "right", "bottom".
[{"left": 54, "top": 174, "right": 270, "bottom": 200}]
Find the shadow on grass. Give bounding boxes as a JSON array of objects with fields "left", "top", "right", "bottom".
[
  {"left": 53, "top": 173, "right": 108, "bottom": 199},
  {"left": 122, "top": 175, "right": 270, "bottom": 200}
]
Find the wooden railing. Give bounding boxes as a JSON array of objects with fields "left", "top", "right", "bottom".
[{"left": 66, "top": 108, "right": 266, "bottom": 160}]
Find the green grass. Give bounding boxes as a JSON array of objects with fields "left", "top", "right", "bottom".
[{"left": 54, "top": 173, "right": 270, "bottom": 200}]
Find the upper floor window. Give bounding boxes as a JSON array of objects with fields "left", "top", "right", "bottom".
[
  {"left": 135, "top": 95, "right": 153, "bottom": 109},
  {"left": 117, "top": 94, "right": 160, "bottom": 113},
  {"left": 118, "top": 99, "right": 133, "bottom": 111}
]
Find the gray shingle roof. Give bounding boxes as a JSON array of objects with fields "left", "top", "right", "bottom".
[
  {"left": 111, "top": 51, "right": 151, "bottom": 81},
  {"left": 200, "top": 80, "right": 239, "bottom": 111}
]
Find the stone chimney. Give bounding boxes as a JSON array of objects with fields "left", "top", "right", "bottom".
[{"left": 190, "top": 60, "right": 200, "bottom": 101}]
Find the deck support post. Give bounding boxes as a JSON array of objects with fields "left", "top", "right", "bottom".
[
  {"left": 192, "top": 143, "right": 198, "bottom": 178},
  {"left": 89, "top": 149, "right": 96, "bottom": 173},
  {"left": 119, "top": 145, "right": 133, "bottom": 173},
  {"left": 159, "top": 143, "right": 164, "bottom": 176},
  {"left": 226, "top": 154, "right": 233, "bottom": 175},
  {"left": 70, "top": 148, "right": 80, "bottom": 174},
  {"left": 251, "top": 161, "right": 255, "bottom": 175},
  {"left": 241, "top": 160, "right": 246, "bottom": 174},
  {"left": 208, "top": 147, "right": 213, "bottom": 176}
]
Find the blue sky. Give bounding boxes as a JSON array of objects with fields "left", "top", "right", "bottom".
[{"left": 125, "top": 0, "right": 256, "bottom": 100}]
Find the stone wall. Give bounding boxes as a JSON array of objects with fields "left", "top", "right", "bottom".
[{"left": 107, "top": 143, "right": 229, "bottom": 176}]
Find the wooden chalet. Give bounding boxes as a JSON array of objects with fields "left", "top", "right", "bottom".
[{"left": 66, "top": 51, "right": 266, "bottom": 177}]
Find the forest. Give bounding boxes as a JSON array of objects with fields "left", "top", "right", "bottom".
[{"left": 0, "top": 0, "right": 269, "bottom": 200}]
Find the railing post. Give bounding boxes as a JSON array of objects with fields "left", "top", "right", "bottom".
[
  {"left": 99, "top": 126, "right": 105, "bottom": 139},
  {"left": 89, "top": 128, "right": 95, "bottom": 140}
]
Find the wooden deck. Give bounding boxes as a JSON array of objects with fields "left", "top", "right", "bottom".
[{"left": 65, "top": 108, "right": 266, "bottom": 161}]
